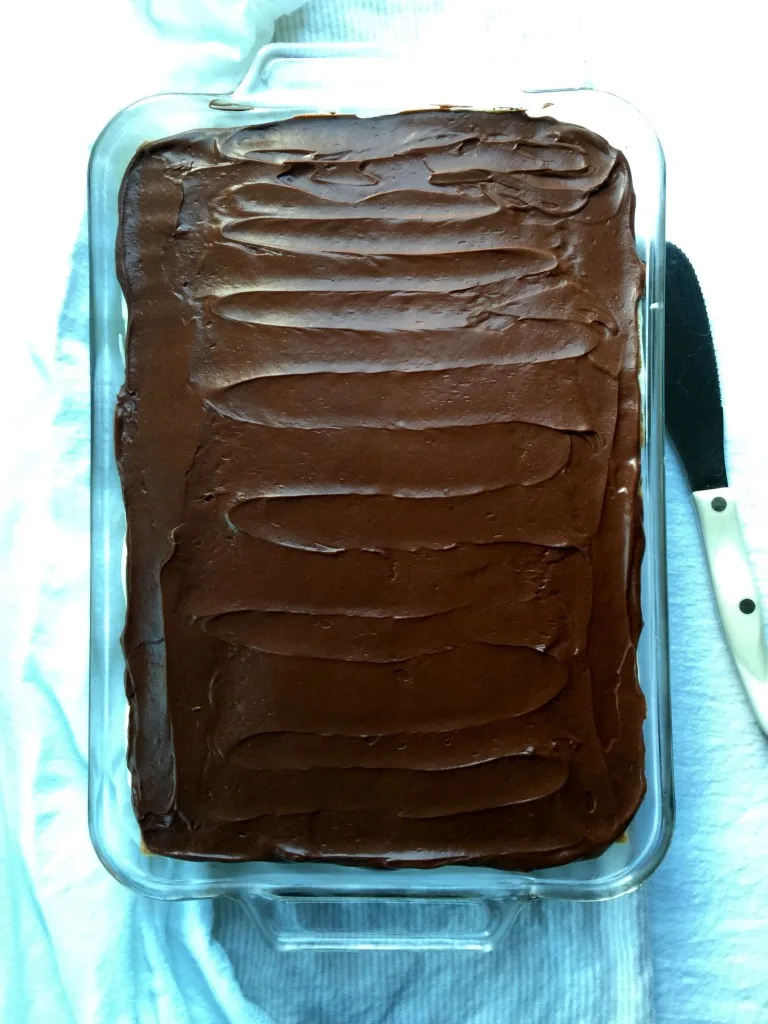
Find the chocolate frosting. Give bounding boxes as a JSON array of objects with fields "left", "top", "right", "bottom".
[{"left": 116, "top": 110, "right": 646, "bottom": 868}]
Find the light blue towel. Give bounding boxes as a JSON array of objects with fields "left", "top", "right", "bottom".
[{"left": 2, "top": 2, "right": 767, "bottom": 1022}]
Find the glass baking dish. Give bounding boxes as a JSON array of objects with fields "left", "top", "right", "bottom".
[{"left": 88, "top": 42, "right": 672, "bottom": 951}]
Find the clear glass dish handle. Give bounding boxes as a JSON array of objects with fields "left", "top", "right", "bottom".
[
  {"left": 238, "top": 893, "right": 529, "bottom": 952},
  {"left": 215, "top": 40, "right": 592, "bottom": 114}
]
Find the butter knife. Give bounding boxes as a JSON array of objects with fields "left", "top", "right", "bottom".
[{"left": 665, "top": 242, "right": 768, "bottom": 734}]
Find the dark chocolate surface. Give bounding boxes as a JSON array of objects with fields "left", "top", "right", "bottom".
[{"left": 116, "top": 110, "right": 645, "bottom": 868}]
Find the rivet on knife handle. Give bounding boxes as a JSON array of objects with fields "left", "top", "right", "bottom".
[{"left": 693, "top": 487, "right": 768, "bottom": 733}]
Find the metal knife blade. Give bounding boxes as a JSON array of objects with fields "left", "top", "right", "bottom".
[
  {"left": 665, "top": 242, "right": 768, "bottom": 733},
  {"left": 665, "top": 242, "right": 727, "bottom": 491}
]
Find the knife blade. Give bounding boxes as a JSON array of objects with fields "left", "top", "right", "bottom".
[{"left": 665, "top": 242, "right": 768, "bottom": 734}]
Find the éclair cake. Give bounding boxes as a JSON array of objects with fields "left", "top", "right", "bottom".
[{"left": 116, "top": 110, "right": 646, "bottom": 868}]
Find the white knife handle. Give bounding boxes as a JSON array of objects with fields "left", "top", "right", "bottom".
[{"left": 693, "top": 487, "right": 768, "bottom": 735}]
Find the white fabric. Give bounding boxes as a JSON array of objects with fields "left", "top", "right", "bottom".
[
  {"left": 1, "top": 1, "right": 767, "bottom": 1022},
  {"left": 599, "top": 12, "right": 768, "bottom": 1022}
]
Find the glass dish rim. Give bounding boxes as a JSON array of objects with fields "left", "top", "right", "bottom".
[{"left": 88, "top": 42, "right": 673, "bottom": 907}]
